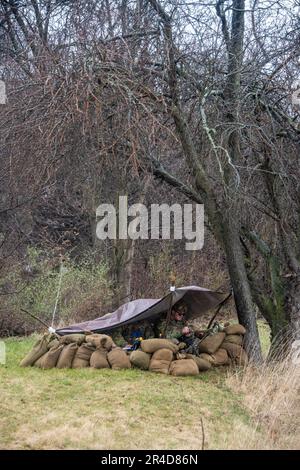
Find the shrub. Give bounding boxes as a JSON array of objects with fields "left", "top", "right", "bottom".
[{"left": 0, "top": 248, "right": 113, "bottom": 336}]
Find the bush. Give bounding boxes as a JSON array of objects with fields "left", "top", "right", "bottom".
[{"left": 0, "top": 248, "right": 113, "bottom": 336}]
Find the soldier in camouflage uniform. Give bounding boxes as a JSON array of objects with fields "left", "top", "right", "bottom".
[
  {"left": 178, "top": 322, "right": 226, "bottom": 355},
  {"left": 110, "top": 320, "right": 156, "bottom": 347},
  {"left": 109, "top": 328, "right": 127, "bottom": 347},
  {"left": 153, "top": 302, "right": 189, "bottom": 341}
]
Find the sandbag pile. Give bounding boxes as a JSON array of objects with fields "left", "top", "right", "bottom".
[
  {"left": 20, "top": 323, "right": 248, "bottom": 375},
  {"left": 129, "top": 326, "right": 248, "bottom": 376},
  {"left": 197, "top": 323, "right": 248, "bottom": 367},
  {"left": 20, "top": 332, "right": 130, "bottom": 370}
]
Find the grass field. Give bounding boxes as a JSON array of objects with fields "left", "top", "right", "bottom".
[{"left": 0, "top": 325, "right": 299, "bottom": 450}]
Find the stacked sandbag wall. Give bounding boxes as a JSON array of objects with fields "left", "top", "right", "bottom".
[{"left": 20, "top": 323, "right": 248, "bottom": 375}]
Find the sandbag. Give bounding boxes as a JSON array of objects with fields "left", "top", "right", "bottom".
[
  {"left": 129, "top": 350, "right": 151, "bottom": 370},
  {"left": 198, "top": 332, "right": 226, "bottom": 354},
  {"left": 33, "top": 352, "right": 47, "bottom": 368},
  {"left": 186, "top": 354, "right": 211, "bottom": 371},
  {"left": 198, "top": 353, "right": 215, "bottom": 364},
  {"left": 90, "top": 348, "right": 110, "bottom": 369},
  {"left": 224, "top": 324, "right": 246, "bottom": 336},
  {"left": 221, "top": 342, "right": 248, "bottom": 366},
  {"left": 149, "top": 359, "right": 170, "bottom": 374},
  {"left": 107, "top": 348, "right": 131, "bottom": 370},
  {"left": 56, "top": 343, "right": 78, "bottom": 369},
  {"left": 149, "top": 349, "right": 173, "bottom": 374},
  {"left": 72, "top": 343, "right": 95, "bottom": 368},
  {"left": 47, "top": 338, "right": 60, "bottom": 350},
  {"left": 87, "top": 334, "right": 113, "bottom": 351},
  {"left": 169, "top": 359, "right": 199, "bottom": 376},
  {"left": 141, "top": 339, "right": 179, "bottom": 354},
  {"left": 20, "top": 334, "right": 51, "bottom": 367},
  {"left": 37, "top": 344, "right": 64, "bottom": 369},
  {"left": 152, "top": 348, "right": 173, "bottom": 362},
  {"left": 211, "top": 348, "right": 229, "bottom": 366},
  {"left": 224, "top": 334, "right": 243, "bottom": 346},
  {"left": 59, "top": 334, "right": 86, "bottom": 345}
]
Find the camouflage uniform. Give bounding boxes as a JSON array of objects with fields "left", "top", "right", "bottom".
[
  {"left": 183, "top": 322, "right": 225, "bottom": 355},
  {"left": 140, "top": 321, "right": 155, "bottom": 339},
  {"left": 110, "top": 328, "right": 127, "bottom": 347},
  {"left": 184, "top": 336, "right": 201, "bottom": 355},
  {"left": 110, "top": 321, "right": 156, "bottom": 347},
  {"left": 124, "top": 321, "right": 155, "bottom": 342},
  {"left": 153, "top": 316, "right": 187, "bottom": 340}
]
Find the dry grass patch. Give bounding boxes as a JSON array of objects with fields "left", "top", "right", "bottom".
[{"left": 226, "top": 357, "right": 300, "bottom": 449}]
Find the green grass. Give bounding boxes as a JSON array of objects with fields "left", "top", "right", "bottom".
[{"left": 0, "top": 334, "right": 262, "bottom": 450}]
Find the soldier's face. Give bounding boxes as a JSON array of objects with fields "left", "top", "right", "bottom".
[{"left": 174, "top": 312, "right": 184, "bottom": 321}]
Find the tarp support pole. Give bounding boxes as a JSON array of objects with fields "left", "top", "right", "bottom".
[
  {"left": 162, "top": 292, "right": 174, "bottom": 338},
  {"left": 206, "top": 290, "right": 232, "bottom": 330}
]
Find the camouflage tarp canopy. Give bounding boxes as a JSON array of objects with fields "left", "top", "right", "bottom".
[{"left": 56, "top": 286, "right": 228, "bottom": 336}]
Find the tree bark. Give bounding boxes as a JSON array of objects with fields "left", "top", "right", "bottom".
[{"left": 222, "top": 214, "right": 262, "bottom": 361}]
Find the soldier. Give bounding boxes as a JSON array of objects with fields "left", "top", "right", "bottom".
[
  {"left": 109, "top": 328, "right": 127, "bottom": 347},
  {"left": 177, "top": 326, "right": 201, "bottom": 355},
  {"left": 153, "top": 302, "right": 189, "bottom": 341}
]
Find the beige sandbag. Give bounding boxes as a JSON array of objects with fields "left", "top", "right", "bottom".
[
  {"left": 222, "top": 342, "right": 248, "bottom": 366},
  {"left": 107, "top": 348, "right": 131, "bottom": 370},
  {"left": 38, "top": 344, "right": 64, "bottom": 369},
  {"left": 86, "top": 334, "right": 113, "bottom": 351},
  {"left": 224, "top": 334, "right": 243, "bottom": 346},
  {"left": 198, "top": 332, "right": 226, "bottom": 354},
  {"left": 56, "top": 343, "right": 78, "bottom": 369},
  {"left": 130, "top": 350, "right": 151, "bottom": 370},
  {"left": 33, "top": 352, "right": 47, "bottom": 368},
  {"left": 186, "top": 354, "right": 211, "bottom": 371},
  {"left": 72, "top": 357, "right": 89, "bottom": 368},
  {"left": 59, "top": 334, "right": 86, "bottom": 345},
  {"left": 149, "top": 359, "right": 170, "bottom": 374},
  {"left": 198, "top": 353, "right": 215, "bottom": 364},
  {"left": 72, "top": 343, "right": 95, "bottom": 368},
  {"left": 90, "top": 348, "right": 110, "bottom": 369},
  {"left": 47, "top": 338, "right": 60, "bottom": 350},
  {"left": 141, "top": 339, "right": 179, "bottom": 354},
  {"left": 152, "top": 348, "right": 173, "bottom": 362},
  {"left": 211, "top": 348, "right": 229, "bottom": 366},
  {"left": 169, "top": 359, "right": 199, "bottom": 376},
  {"left": 149, "top": 348, "right": 173, "bottom": 374},
  {"left": 20, "top": 334, "right": 51, "bottom": 367},
  {"left": 224, "top": 324, "right": 246, "bottom": 335}
]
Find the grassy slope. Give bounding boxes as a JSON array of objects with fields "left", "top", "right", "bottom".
[{"left": 0, "top": 324, "right": 271, "bottom": 450}]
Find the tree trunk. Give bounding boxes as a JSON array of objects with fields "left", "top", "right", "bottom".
[
  {"left": 268, "top": 274, "right": 300, "bottom": 359},
  {"left": 285, "top": 275, "right": 300, "bottom": 338},
  {"left": 222, "top": 215, "right": 263, "bottom": 362},
  {"left": 111, "top": 238, "right": 135, "bottom": 305}
]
